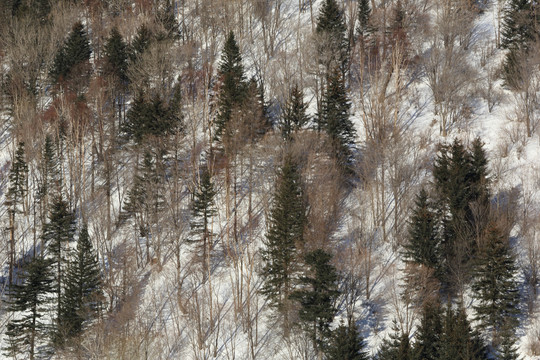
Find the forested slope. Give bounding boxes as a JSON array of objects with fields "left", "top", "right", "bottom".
[{"left": 1, "top": 0, "right": 540, "bottom": 359}]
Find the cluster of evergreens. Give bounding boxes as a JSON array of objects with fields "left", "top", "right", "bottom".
[
  {"left": 3, "top": 138, "right": 102, "bottom": 358},
  {"left": 501, "top": 0, "right": 540, "bottom": 88},
  {"left": 398, "top": 139, "right": 520, "bottom": 360},
  {"left": 0, "top": 0, "right": 535, "bottom": 358}
]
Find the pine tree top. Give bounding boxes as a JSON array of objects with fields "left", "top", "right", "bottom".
[
  {"left": 316, "top": 0, "right": 347, "bottom": 38},
  {"left": 103, "top": 26, "right": 129, "bottom": 82},
  {"left": 219, "top": 31, "right": 244, "bottom": 78},
  {"left": 50, "top": 21, "right": 92, "bottom": 82}
]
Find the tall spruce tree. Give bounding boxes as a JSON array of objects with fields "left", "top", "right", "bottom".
[
  {"left": 189, "top": 168, "right": 217, "bottom": 275},
  {"left": 58, "top": 224, "right": 102, "bottom": 342},
  {"left": 42, "top": 196, "right": 76, "bottom": 333},
  {"left": 472, "top": 223, "right": 519, "bottom": 337},
  {"left": 432, "top": 138, "right": 490, "bottom": 292},
  {"left": 497, "top": 321, "right": 520, "bottom": 360},
  {"left": 413, "top": 301, "right": 443, "bottom": 360},
  {"left": 50, "top": 21, "right": 91, "bottom": 83},
  {"left": 403, "top": 189, "right": 440, "bottom": 273},
  {"left": 260, "top": 155, "right": 306, "bottom": 329},
  {"left": 124, "top": 151, "right": 165, "bottom": 263},
  {"left": 501, "top": 0, "right": 535, "bottom": 49},
  {"left": 290, "top": 249, "right": 339, "bottom": 354},
  {"left": 326, "top": 319, "right": 369, "bottom": 360},
  {"left": 156, "top": 0, "right": 181, "bottom": 41},
  {"left": 39, "top": 135, "right": 61, "bottom": 204},
  {"left": 214, "top": 31, "right": 247, "bottom": 144},
  {"left": 318, "top": 68, "right": 356, "bottom": 174},
  {"left": 123, "top": 91, "right": 182, "bottom": 144},
  {"left": 130, "top": 24, "right": 153, "bottom": 63},
  {"left": 103, "top": 26, "right": 129, "bottom": 83},
  {"left": 377, "top": 320, "right": 412, "bottom": 360},
  {"left": 357, "top": 0, "right": 372, "bottom": 40},
  {"left": 3, "top": 256, "right": 54, "bottom": 360},
  {"left": 7, "top": 142, "right": 28, "bottom": 214},
  {"left": 6, "top": 142, "right": 28, "bottom": 286},
  {"left": 279, "top": 84, "right": 310, "bottom": 140},
  {"left": 316, "top": 0, "right": 349, "bottom": 75},
  {"left": 439, "top": 304, "right": 487, "bottom": 360}
]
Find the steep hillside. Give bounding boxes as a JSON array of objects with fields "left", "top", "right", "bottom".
[{"left": 1, "top": 0, "right": 540, "bottom": 359}]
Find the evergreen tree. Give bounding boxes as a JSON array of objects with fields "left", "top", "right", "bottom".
[
  {"left": 472, "top": 223, "right": 519, "bottom": 336},
  {"left": 326, "top": 319, "right": 369, "bottom": 360},
  {"left": 496, "top": 321, "right": 520, "bottom": 360},
  {"left": 123, "top": 91, "right": 182, "bottom": 144},
  {"left": 7, "top": 142, "right": 28, "bottom": 212},
  {"left": 103, "top": 26, "right": 129, "bottom": 83},
  {"left": 6, "top": 142, "right": 28, "bottom": 286},
  {"left": 439, "top": 304, "right": 487, "bottom": 360},
  {"left": 290, "top": 249, "right": 339, "bottom": 354},
  {"left": 50, "top": 21, "right": 91, "bottom": 83},
  {"left": 59, "top": 224, "right": 102, "bottom": 342},
  {"left": 432, "top": 138, "right": 491, "bottom": 292},
  {"left": 403, "top": 189, "right": 440, "bottom": 273},
  {"left": 501, "top": 0, "right": 535, "bottom": 50},
  {"left": 11, "top": 0, "right": 50, "bottom": 23},
  {"left": 37, "top": 135, "right": 62, "bottom": 237},
  {"left": 214, "top": 31, "right": 247, "bottom": 144},
  {"left": 502, "top": 46, "right": 526, "bottom": 90},
  {"left": 318, "top": 68, "right": 356, "bottom": 174},
  {"left": 130, "top": 23, "right": 153, "bottom": 63},
  {"left": 156, "top": 0, "right": 181, "bottom": 41},
  {"left": 189, "top": 168, "right": 217, "bottom": 274},
  {"left": 357, "top": 0, "right": 372, "bottom": 39},
  {"left": 279, "top": 84, "right": 310, "bottom": 140},
  {"left": 42, "top": 196, "right": 76, "bottom": 331},
  {"left": 469, "top": 137, "right": 490, "bottom": 204},
  {"left": 260, "top": 156, "right": 306, "bottom": 328},
  {"left": 316, "top": 0, "right": 349, "bottom": 75},
  {"left": 377, "top": 320, "right": 412, "bottom": 360},
  {"left": 413, "top": 301, "right": 442, "bottom": 360},
  {"left": 3, "top": 256, "right": 54, "bottom": 360},
  {"left": 124, "top": 150, "right": 165, "bottom": 262}
]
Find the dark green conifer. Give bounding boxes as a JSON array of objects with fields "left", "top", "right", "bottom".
[
  {"left": 189, "top": 168, "right": 217, "bottom": 274},
  {"left": 42, "top": 196, "right": 76, "bottom": 329},
  {"left": 39, "top": 135, "right": 61, "bottom": 201},
  {"left": 123, "top": 91, "right": 182, "bottom": 144},
  {"left": 377, "top": 320, "right": 412, "bottom": 360},
  {"left": 103, "top": 26, "right": 129, "bottom": 83},
  {"left": 497, "top": 321, "right": 520, "bottom": 360},
  {"left": 316, "top": 0, "right": 349, "bottom": 75},
  {"left": 439, "top": 304, "right": 487, "bottom": 360},
  {"left": 260, "top": 155, "right": 306, "bottom": 328},
  {"left": 3, "top": 256, "right": 54, "bottom": 360},
  {"left": 357, "top": 0, "right": 372, "bottom": 39},
  {"left": 6, "top": 141, "right": 28, "bottom": 286},
  {"left": 501, "top": 0, "right": 535, "bottom": 49},
  {"left": 7, "top": 142, "right": 28, "bottom": 211},
  {"left": 433, "top": 138, "right": 487, "bottom": 292},
  {"left": 279, "top": 84, "right": 310, "bottom": 140},
  {"left": 50, "top": 22, "right": 91, "bottom": 83},
  {"left": 214, "top": 31, "right": 247, "bottom": 144},
  {"left": 318, "top": 68, "right": 356, "bottom": 174},
  {"left": 130, "top": 24, "right": 153, "bottom": 63},
  {"left": 326, "top": 319, "right": 369, "bottom": 360},
  {"left": 290, "top": 249, "right": 339, "bottom": 354},
  {"left": 156, "top": 0, "right": 181, "bottom": 41},
  {"left": 413, "top": 301, "right": 443, "bottom": 360},
  {"left": 472, "top": 223, "right": 519, "bottom": 336},
  {"left": 59, "top": 224, "right": 102, "bottom": 341},
  {"left": 403, "top": 189, "right": 440, "bottom": 273}
]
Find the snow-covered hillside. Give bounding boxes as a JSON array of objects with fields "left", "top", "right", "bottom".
[{"left": 1, "top": 0, "right": 540, "bottom": 359}]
